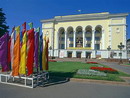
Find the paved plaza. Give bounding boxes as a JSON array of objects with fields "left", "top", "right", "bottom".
[
  {"left": 0, "top": 81, "right": 130, "bottom": 98},
  {"left": 0, "top": 62, "right": 130, "bottom": 98}
]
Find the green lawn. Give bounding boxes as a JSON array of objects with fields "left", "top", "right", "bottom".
[{"left": 48, "top": 61, "right": 130, "bottom": 82}]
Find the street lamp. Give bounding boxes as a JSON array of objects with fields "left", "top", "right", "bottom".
[
  {"left": 118, "top": 42, "right": 125, "bottom": 64},
  {"left": 107, "top": 46, "right": 111, "bottom": 61},
  {"left": 49, "top": 46, "right": 52, "bottom": 58}
]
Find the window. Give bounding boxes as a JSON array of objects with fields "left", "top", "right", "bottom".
[
  {"left": 116, "top": 28, "right": 120, "bottom": 33},
  {"left": 119, "top": 53, "right": 122, "bottom": 56},
  {"left": 86, "top": 37, "right": 91, "bottom": 41},
  {"left": 86, "top": 44, "right": 91, "bottom": 47},
  {"left": 95, "top": 44, "right": 100, "bottom": 50},
  {"left": 69, "top": 44, "right": 73, "bottom": 47},
  {"left": 61, "top": 32, "right": 64, "bottom": 34},
  {"left": 95, "top": 31, "right": 100, "bottom": 33},
  {"left": 61, "top": 44, "right": 65, "bottom": 49},
  {"left": 61, "top": 37, "right": 65, "bottom": 41},
  {"left": 77, "top": 32, "right": 82, "bottom": 34},
  {"left": 95, "top": 37, "right": 100, "bottom": 41},
  {"left": 69, "top": 37, "right": 73, "bottom": 41},
  {"left": 114, "top": 53, "right": 117, "bottom": 56},
  {"left": 67, "top": 52, "right": 72, "bottom": 58}
]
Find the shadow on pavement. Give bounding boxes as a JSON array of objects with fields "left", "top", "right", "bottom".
[{"left": 38, "top": 71, "right": 75, "bottom": 87}]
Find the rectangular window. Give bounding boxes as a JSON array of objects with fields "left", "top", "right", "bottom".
[
  {"left": 86, "top": 44, "right": 91, "bottom": 47},
  {"left": 67, "top": 52, "right": 72, "bottom": 58},
  {"left": 69, "top": 44, "right": 73, "bottom": 47},
  {"left": 114, "top": 53, "right": 117, "bottom": 56},
  {"left": 69, "top": 37, "right": 73, "bottom": 41},
  {"left": 61, "top": 44, "right": 65, "bottom": 49},
  {"left": 86, "top": 37, "right": 91, "bottom": 41},
  {"left": 61, "top": 37, "right": 65, "bottom": 41},
  {"left": 95, "top": 37, "right": 100, "bottom": 41},
  {"left": 95, "top": 44, "right": 100, "bottom": 50},
  {"left": 119, "top": 53, "right": 122, "bottom": 56}
]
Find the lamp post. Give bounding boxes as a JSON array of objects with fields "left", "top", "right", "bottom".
[
  {"left": 118, "top": 42, "right": 125, "bottom": 64},
  {"left": 49, "top": 46, "right": 52, "bottom": 59},
  {"left": 107, "top": 46, "right": 111, "bottom": 61}
]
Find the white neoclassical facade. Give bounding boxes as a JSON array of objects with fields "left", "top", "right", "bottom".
[{"left": 41, "top": 12, "right": 128, "bottom": 59}]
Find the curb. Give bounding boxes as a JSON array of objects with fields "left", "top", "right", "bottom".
[{"left": 70, "top": 78, "right": 130, "bottom": 86}]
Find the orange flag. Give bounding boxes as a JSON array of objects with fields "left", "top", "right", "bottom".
[{"left": 12, "top": 26, "right": 20, "bottom": 76}]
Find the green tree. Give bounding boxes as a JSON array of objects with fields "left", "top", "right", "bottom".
[{"left": 0, "top": 8, "right": 9, "bottom": 37}]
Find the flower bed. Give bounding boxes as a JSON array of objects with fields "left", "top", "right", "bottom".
[
  {"left": 77, "top": 69, "right": 107, "bottom": 76},
  {"left": 49, "top": 59, "right": 57, "bottom": 62},
  {"left": 86, "top": 62, "right": 98, "bottom": 64},
  {"left": 90, "top": 67, "right": 118, "bottom": 74}
]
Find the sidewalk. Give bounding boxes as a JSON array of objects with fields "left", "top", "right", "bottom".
[{"left": 100, "top": 62, "right": 130, "bottom": 75}]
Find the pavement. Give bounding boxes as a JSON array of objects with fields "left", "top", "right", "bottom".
[
  {"left": 101, "top": 62, "right": 130, "bottom": 75},
  {"left": 0, "top": 81, "right": 130, "bottom": 98},
  {"left": 1, "top": 61, "right": 130, "bottom": 98}
]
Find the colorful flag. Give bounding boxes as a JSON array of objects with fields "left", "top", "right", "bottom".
[
  {"left": 19, "top": 32, "right": 27, "bottom": 75},
  {"left": 22, "top": 22, "right": 26, "bottom": 36},
  {"left": 0, "top": 33, "right": 8, "bottom": 72},
  {"left": 42, "top": 36, "right": 47, "bottom": 70},
  {"left": 10, "top": 31, "right": 15, "bottom": 69},
  {"left": 12, "top": 26, "right": 20, "bottom": 76},
  {"left": 27, "top": 28, "right": 34, "bottom": 76},
  {"left": 39, "top": 34, "right": 43, "bottom": 70},
  {"left": 7, "top": 36, "right": 11, "bottom": 70},
  {"left": 28, "top": 22, "right": 33, "bottom": 29},
  {"left": 46, "top": 37, "right": 49, "bottom": 70},
  {"left": 34, "top": 32, "right": 39, "bottom": 68}
]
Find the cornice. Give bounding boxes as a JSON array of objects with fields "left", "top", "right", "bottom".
[{"left": 40, "top": 12, "right": 129, "bottom": 23}]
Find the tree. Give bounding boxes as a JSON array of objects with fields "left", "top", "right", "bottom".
[{"left": 0, "top": 8, "right": 9, "bottom": 37}]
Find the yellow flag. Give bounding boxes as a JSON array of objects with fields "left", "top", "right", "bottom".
[
  {"left": 42, "top": 36, "right": 47, "bottom": 70},
  {"left": 19, "top": 32, "right": 27, "bottom": 75}
]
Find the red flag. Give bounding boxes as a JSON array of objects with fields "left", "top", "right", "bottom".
[
  {"left": 22, "top": 22, "right": 26, "bottom": 36},
  {"left": 27, "top": 28, "right": 34, "bottom": 76}
]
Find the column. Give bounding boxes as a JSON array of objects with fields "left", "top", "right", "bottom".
[
  {"left": 102, "top": 30, "right": 105, "bottom": 50},
  {"left": 92, "top": 30, "right": 95, "bottom": 50},
  {"left": 57, "top": 32, "right": 59, "bottom": 49},
  {"left": 83, "top": 30, "right": 85, "bottom": 47},
  {"left": 65, "top": 31, "right": 67, "bottom": 49},
  {"left": 73, "top": 31, "right": 76, "bottom": 47}
]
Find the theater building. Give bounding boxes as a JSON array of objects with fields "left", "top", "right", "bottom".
[{"left": 41, "top": 12, "right": 128, "bottom": 59}]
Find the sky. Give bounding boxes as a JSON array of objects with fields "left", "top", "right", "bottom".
[{"left": 0, "top": 0, "right": 130, "bottom": 38}]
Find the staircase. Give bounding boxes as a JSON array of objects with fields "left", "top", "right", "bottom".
[{"left": 53, "top": 58, "right": 107, "bottom": 63}]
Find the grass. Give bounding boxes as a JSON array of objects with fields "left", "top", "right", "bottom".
[
  {"left": 124, "top": 63, "right": 130, "bottom": 66},
  {"left": 48, "top": 61, "right": 130, "bottom": 82}
]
